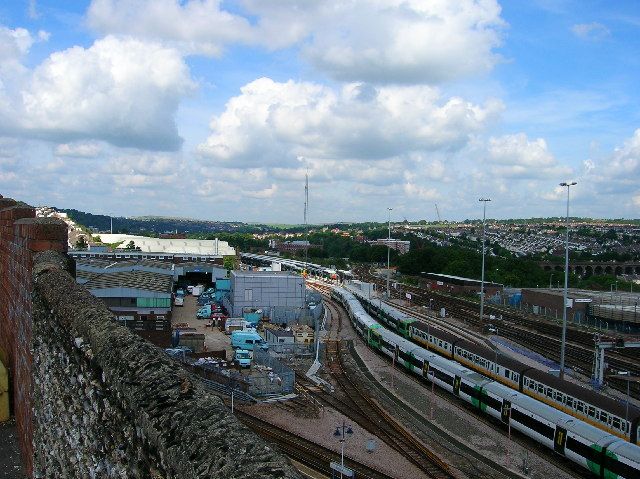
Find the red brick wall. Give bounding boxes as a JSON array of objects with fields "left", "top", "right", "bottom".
[{"left": 0, "top": 195, "right": 67, "bottom": 478}]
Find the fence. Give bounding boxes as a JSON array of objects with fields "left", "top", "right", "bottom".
[{"left": 251, "top": 349, "right": 295, "bottom": 396}]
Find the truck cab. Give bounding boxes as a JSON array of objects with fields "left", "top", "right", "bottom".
[{"left": 234, "top": 349, "right": 252, "bottom": 368}]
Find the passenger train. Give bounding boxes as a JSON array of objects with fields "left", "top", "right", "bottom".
[
  {"left": 347, "top": 285, "right": 640, "bottom": 444},
  {"left": 331, "top": 286, "right": 640, "bottom": 479}
]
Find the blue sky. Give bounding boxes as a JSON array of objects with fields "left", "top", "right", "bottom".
[{"left": 1, "top": 1, "right": 639, "bottom": 223}]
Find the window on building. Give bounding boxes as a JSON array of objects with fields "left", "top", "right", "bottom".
[{"left": 244, "top": 289, "right": 253, "bottom": 301}]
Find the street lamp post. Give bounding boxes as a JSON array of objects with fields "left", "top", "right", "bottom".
[
  {"left": 333, "top": 420, "right": 354, "bottom": 478},
  {"left": 386, "top": 207, "right": 393, "bottom": 299},
  {"left": 549, "top": 273, "right": 553, "bottom": 289},
  {"left": 559, "top": 181, "right": 577, "bottom": 380},
  {"left": 479, "top": 198, "right": 491, "bottom": 325}
]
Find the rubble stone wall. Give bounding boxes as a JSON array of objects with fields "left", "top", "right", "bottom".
[{"left": 0, "top": 195, "right": 301, "bottom": 479}]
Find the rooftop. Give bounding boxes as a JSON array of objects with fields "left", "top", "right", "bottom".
[{"left": 83, "top": 270, "right": 173, "bottom": 294}]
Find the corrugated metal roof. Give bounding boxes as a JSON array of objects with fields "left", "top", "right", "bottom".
[{"left": 83, "top": 270, "right": 173, "bottom": 293}]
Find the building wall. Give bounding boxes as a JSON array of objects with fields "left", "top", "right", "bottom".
[
  {"left": 0, "top": 195, "right": 302, "bottom": 479},
  {"left": 230, "top": 272, "right": 304, "bottom": 317}
]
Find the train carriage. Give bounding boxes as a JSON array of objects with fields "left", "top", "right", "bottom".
[
  {"left": 357, "top": 286, "right": 640, "bottom": 444},
  {"left": 329, "top": 285, "right": 640, "bottom": 477}
]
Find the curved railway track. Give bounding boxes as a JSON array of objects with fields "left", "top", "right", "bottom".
[
  {"left": 236, "top": 410, "right": 395, "bottom": 479},
  {"left": 319, "top": 296, "right": 458, "bottom": 479},
  {"left": 316, "top": 288, "right": 585, "bottom": 479}
]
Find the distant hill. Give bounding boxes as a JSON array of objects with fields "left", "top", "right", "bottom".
[{"left": 57, "top": 208, "right": 274, "bottom": 235}]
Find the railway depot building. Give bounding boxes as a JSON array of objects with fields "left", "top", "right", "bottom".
[{"left": 76, "top": 259, "right": 174, "bottom": 346}]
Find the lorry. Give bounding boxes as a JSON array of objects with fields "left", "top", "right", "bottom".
[
  {"left": 231, "top": 330, "right": 268, "bottom": 351},
  {"left": 234, "top": 349, "right": 252, "bottom": 368}
]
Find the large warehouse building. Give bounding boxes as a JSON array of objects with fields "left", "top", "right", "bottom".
[{"left": 225, "top": 271, "right": 305, "bottom": 320}]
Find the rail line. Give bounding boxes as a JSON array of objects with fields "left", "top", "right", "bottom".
[
  {"left": 235, "top": 410, "right": 395, "bottom": 479},
  {"left": 317, "top": 289, "right": 585, "bottom": 479},
  {"left": 320, "top": 297, "right": 458, "bottom": 479}
]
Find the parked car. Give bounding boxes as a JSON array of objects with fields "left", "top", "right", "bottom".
[
  {"left": 176, "top": 288, "right": 186, "bottom": 297},
  {"left": 174, "top": 296, "right": 184, "bottom": 307}
]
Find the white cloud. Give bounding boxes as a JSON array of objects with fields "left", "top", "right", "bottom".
[
  {"left": 87, "top": 0, "right": 505, "bottom": 84},
  {"left": 55, "top": 142, "right": 102, "bottom": 158},
  {"left": 571, "top": 22, "right": 610, "bottom": 41},
  {"left": 0, "top": 26, "right": 34, "bottom": 63},
  {"left": 403, "top": 182, "right": 439, "bottom": 200},
  {"left": 0, "top": 35, "right": 196, "bottom": 150},
  {"left": 198, "top": 77, "right": 502, "bottom": 168},
  {"left": 486, "top": 133, "right": 570, "bottom": 178},
  {"left": 87, "top": 0, "right": 253, "bottom": 56}
]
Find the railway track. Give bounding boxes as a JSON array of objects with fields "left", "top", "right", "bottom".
[
  {"left": 316, "top": 287, "right": 585, "bottom": 479},
  {"left": 235, "top": 410, "right": 395, "bottom": 479},
  {"left": 320, "top": 297, "right": 458, "bottom": 479}
]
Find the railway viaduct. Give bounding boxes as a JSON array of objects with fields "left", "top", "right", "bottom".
[{"left": 538, "top": 260, "right": 640, "bottom": 277}]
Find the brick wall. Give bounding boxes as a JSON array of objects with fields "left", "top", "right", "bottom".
[{"left": 0, "top": 195, "right": 301, "bottom": 479}]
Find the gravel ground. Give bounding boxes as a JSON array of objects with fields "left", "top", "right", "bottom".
[{"left": 241, "top": 403, "right": 424, "bottom": 479}]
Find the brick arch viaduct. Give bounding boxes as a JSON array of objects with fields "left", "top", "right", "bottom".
[{"left": 539, "top": 261, "right": 640, "bottom": 277}]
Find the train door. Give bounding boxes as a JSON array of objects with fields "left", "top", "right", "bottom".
[
  {"left": 422, "top": 360, "right": 430, "bottom": 381},
  {"left": 501, "top": 400, "right": 511, "bottom": 424},
  {"left": 394, "top": 345, "right": 399, "bottom": 364},
  {"left": 553, "top": 426, "right": 567, "bottom": 455},
  {"left": 453, "top": 376, "right": 461, "bottom": 396}
]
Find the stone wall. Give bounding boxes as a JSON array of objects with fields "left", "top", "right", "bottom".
[{"left": 0, "top": 195, "right": 302, "bottom": 479}]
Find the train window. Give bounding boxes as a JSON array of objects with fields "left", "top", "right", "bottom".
[
  {"left": 565, "top": 397, "right": 573, "bottom": 408},
  {"left": 599, "top": 412, "right": 608, "bottom": 423},
  {"left": 612, "top": 418, "right": 621, "bottom": 430},
  {"left": 587, "top": 406, "right": 595, "bottom": 417},
  {"left": 555, "top": 392, "right": 564, "bottom": 403},
  {"left": 546, "top": 388, "right": 553, "bottom": 398},
  {"left": 577, "top": 402, "right": 584, "bottom": 413},
  {"left": 537, "top": 384, "right": 544, "bottom": 394}
]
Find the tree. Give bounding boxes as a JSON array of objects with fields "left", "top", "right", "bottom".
[
  {"left": 125, "top": 240, "right": 136, "bottom": 250},
  {"left": 223, "top": 255, "right": 238, "bottom": 273},
  {"left": 74, "top": 236, "right": 88, "bottom": 250}
]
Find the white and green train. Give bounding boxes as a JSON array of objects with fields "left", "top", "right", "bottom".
[{"left": 331, "top": 286, "right": 640, "bottom": 479}]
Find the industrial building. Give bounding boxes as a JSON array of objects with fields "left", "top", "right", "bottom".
[
  {"left": 225, "top": 271, "right": 305, "bottom": 321},
  {"left": 75, "top": 258, "right": 174, "bottom": 346},
  {"left": 521, "top": 288, "right": 640, "bottom": 333},
  {"left": 81, "top": 269, "right": 174, "bottom": 346},
  {"left": 421, "top": 272, "right": 503, "bottom": 297},
  {"left": 89, "top": 233, "right": 236, "bottom": 256}
]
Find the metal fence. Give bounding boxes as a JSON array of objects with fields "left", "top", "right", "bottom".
[{"left": 251, "top": 349, "right": 295, "bottom": 396}]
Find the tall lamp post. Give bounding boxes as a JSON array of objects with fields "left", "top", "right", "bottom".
[
  {"left": 386, "top": 207, "right": 393, "bottom": 299},
  {"left": 333, "top": 420, "right": 353, "bottom": 478},
  {"left": 559, "top": 181, "right": 577, "bottom": 380},
  {"left": 479, "top": 198, "right": 491, "bottom": 325}
]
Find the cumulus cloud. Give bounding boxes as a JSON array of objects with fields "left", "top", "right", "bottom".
[
  {"left": 0, "top": 33, "right": 195, "bottom": 151},
  {"left": 486, "top": 133, "right": 570, "bottom": 178},
  {"left": 87, "top": 0, "right": 253, "bottom": 56},
  {"left": 198, "top": 77, "right": 502, "bottom": 168},
  {"left": 571, "top": 22, "right": 610, "bottom": 41},
  {"left": 87, "top": 0, "right": 505, "bottom": 84}
]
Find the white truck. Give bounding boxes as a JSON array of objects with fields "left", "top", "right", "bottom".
[{"left": 191, "top": 285, "right": 204, "bottom": 297}]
